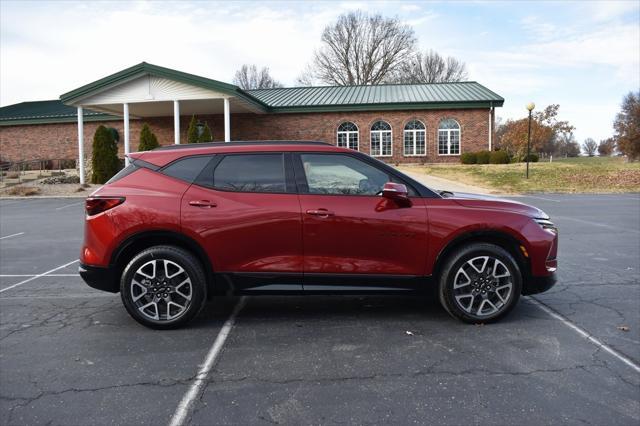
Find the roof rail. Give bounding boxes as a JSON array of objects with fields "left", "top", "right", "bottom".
[{"left": 154, "top": 140, "right": 331, "bottom": 151}]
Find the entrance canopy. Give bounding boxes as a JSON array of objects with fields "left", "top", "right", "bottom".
[
  {"left": 61, "top": 62, "right": 267, "bottom": 118},
  {"left": 60, "top": 62, "right": 269, "bottom": 183}
]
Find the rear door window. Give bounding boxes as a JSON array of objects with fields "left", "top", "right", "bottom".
[{"left": 213, "top": 154, "right": 287, "bottom": 193}]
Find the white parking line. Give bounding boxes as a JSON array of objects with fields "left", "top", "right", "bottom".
[
  {"left": 529, "top": 296, "right": 640, "bottom": 373},
  {"left": 0, "top": 260, "right": 79, "bottom": 293},
  {"left": 554, "top": 215, "right": 640, "bottom": 234},
  {"left": 55, "top": 201, "right": 84, "bottom": 210},
  {"left": 0, "top": 294, "right": 114, "bottom": 300},
  {"left": 169, "top": 296, "right": 247, "bottom": 426},
  {"left": 0, "top": 274, "right": 79, "bottom": 277},
  {"left": 0, "top": 232, "right": 24, "bottom": 240},
  {"left": 518, "top": 195, "right": 561, "bottom": 203},
  {"left": 617, "top": 195, "right": 640, "bottom": 201}
]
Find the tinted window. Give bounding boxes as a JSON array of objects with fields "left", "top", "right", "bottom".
[
  {"left": 300, "top": 154, "right": 390, "bottom": 195},
  {"left": 106, "top": 163, "right": 139, "bottom": 184},
  {"left": 162, "top": 156, "right": 213, "bottom": 183},
  {"left": 213, "top": 154, "right": 286, "bottom": 193}
]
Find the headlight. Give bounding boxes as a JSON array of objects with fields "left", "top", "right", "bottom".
[{"left": 534, "top": 218, "right": 557, "bottom": 234}]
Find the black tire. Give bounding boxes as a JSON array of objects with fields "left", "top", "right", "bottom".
[
  {"left": 120, "top": 245, "right": 207, "bottom": 329},
  {"left": 438, "top": 243, "right": 522, "bottom": 324}
]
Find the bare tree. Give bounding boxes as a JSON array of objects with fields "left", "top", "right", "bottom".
[
  {"left": 295, "top": 65, "right": 317, "bottom": 86},
  {"left": 233, "top": 64, "right": 282, "bottom": 90},
  {"left": 301, "top": 11, "right": 417, "bottom": 85},
  {"left": 391, "top": 50, "right": 468, "bottom": 84},
  {"left": 582, "top": 138, "right": 597, "bottom": 156},
  {"left": 556, "top": 132, "right": 581, "bottom": 157}
]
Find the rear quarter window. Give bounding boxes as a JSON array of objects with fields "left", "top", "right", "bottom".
[
  {"left": 106, "top": 163, "right": 139, "bottom": 184},
  {"left": 161, "top": 156, "right": 213, "bottom": 183}
]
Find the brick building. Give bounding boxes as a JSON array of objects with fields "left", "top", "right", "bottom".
[{"left": 0, "top": 62, "right": 503, "bottom": 183}]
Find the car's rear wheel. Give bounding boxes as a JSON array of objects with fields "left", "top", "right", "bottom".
[
  {"left": 438, "top": 243, "right": 522, "bottom": 323},
  {"left": 120, "top": 245, "right": 206, "bottom": 329}
]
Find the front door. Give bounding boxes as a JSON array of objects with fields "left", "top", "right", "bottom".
[
  {"left": 181, "top": 153, "right": 303, "bottom": 292},
  {"left": 294, "top": 153, "right": 429, "bottom": 290}
]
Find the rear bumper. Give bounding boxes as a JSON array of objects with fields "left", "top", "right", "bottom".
[
  {"left": 79, "top": 263, "right": 119, "bottom": 293},
  {"left": 522, "top": 272, "right": 557, "bottom": 295}
]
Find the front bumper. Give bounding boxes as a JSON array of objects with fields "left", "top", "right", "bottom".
[
  {"left": 522, "top": 272, "right": 557, "bottom": 295},
  {"left": 79, "top": 263, "right": 119, "bottom": 293}
]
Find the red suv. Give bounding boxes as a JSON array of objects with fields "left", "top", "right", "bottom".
[{"left": 79, "top": 141, "right": 557, "bottom": 329}]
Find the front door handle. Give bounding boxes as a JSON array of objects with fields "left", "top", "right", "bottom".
[
  {"left": 306, "top": 209, "right": 334, "bottom": 217},
  {"left": 189, "top": 200, "right": 217, "bottom": 208}
]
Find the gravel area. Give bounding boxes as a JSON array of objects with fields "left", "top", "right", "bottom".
[
  {"left": 0, "top": 183, "right": 100, "bottom": 197},
  {"left": 0, "top": 170, "right": 100, "bottom": 197}
]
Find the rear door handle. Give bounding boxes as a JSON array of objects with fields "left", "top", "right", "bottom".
[
  {"left": 306, "top": 209, "right": 334, "bottom": 217},
  {"left": 189, "top": 200, "right": 217, "bottom": 208}
]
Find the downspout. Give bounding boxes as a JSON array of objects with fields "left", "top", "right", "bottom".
[{"left": 488, "top": 102, "right": 493, "bottom": 151}]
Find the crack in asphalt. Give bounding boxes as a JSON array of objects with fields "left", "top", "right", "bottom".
[
  {"left": 0, "top": 302, "right": 118, "bottom": 343},
  {"left": 203, "top": 364, "right": 602, "bottom": 387},
  {"left": 1, "top": 377, "right": 198, "bottom": 425}
]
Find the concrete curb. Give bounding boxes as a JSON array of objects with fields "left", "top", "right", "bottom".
[{"left": 400, "top": 170, "right": 501, "bottom": 195}]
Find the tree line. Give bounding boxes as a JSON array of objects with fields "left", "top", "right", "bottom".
[
  {"left": 232, "top": 11, "right": 467, "bottom": 90},
  {"left": 495, "top": 91, "right": 639, "bottom": 161}
]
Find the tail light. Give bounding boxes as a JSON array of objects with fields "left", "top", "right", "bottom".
[{"left": 85, "top": 197, "right": 125, "bottom": 216}]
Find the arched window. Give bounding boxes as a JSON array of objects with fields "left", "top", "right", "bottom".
[
  {"left": 403, "top": 120, "right": 426, "bottom": 156},
  {"left": 337, "top": 122, "right": 359, "bottom": 150},
  {"left": 438, "top": 119, "right": 460, "bottom": 155},
  {"left": 370, "top": 120, "right": 392, "bottom": 157}
]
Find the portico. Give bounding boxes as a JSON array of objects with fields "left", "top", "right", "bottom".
[{"left": 60, "top": 62, "right": 267, "bottom": 183}]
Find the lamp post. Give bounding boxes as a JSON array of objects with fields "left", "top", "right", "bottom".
[{"left": 526, "top": 102, "right": 535, "bottom": 179}]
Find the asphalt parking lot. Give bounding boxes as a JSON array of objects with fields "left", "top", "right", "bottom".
[{"left": 1, "top": 194, "right": 639, "bottom": 425}]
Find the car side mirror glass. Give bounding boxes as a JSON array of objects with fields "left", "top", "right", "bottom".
[{"left": 381, "top": 182, "right": 412, "bottom": 207}]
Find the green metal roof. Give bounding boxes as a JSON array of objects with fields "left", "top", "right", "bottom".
[
  {"left": 246, "top": 81, "right": 503, "bottom": 113},
  {"left": 1, "top": 63, "right": 503, "bottom": 126},
  {"left": 0, "top": 100, "right": 117, "bottom": 126}
]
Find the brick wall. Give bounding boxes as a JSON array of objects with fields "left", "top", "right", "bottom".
[{"left": 0, "top": 108, "right": 492, "bottom": 164}]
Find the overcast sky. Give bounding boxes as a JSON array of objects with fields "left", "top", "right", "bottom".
[{"left": 1, "top": 0, "right": 638, "bottom": 142}]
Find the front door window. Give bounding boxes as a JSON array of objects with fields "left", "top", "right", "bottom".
[{"left": 301, "top": 154, "right": 389, "bottom": 196}]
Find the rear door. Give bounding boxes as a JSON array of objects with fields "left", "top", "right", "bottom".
[
  {"left": 294, "top": 153, "right": 429, "bottom": 290},
  {"left": 180, "top": 152, "right": 303, "bottom": 291}
]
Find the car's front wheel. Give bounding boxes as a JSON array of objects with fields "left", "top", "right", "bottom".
[
  {"left": 120, "top": 245, "right": 206, "bottom": 329},
  {"left": 438, "top": 243, "right": 522, "bottom": 323}
]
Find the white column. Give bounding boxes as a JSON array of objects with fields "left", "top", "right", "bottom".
[
  {"left": 123, "top": 103, "right": 130, "bottom": 165},
  {"left": 174, "top": 100, "right": 180, "bottom": 144},
  {"left": 77, "top": 107, "right": 85, "bottom": 185},
  {"left": 224, "top": 98, "right": 231, "bottom": 142}
]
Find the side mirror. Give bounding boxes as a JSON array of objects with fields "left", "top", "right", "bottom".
[{"left": 381, "top": 182, "right": 412, "bottom": 207}]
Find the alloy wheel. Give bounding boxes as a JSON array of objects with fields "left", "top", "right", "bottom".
[
  {"left": 452, "top": 256, "right": 513, "bottom": 317},
  {"left": 130, "top": 259, "right": 193, "bottom": 321}
]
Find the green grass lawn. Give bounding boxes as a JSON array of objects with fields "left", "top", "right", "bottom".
[{"left": 401, "top": 157, "right": 640, "bottom": 193}]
